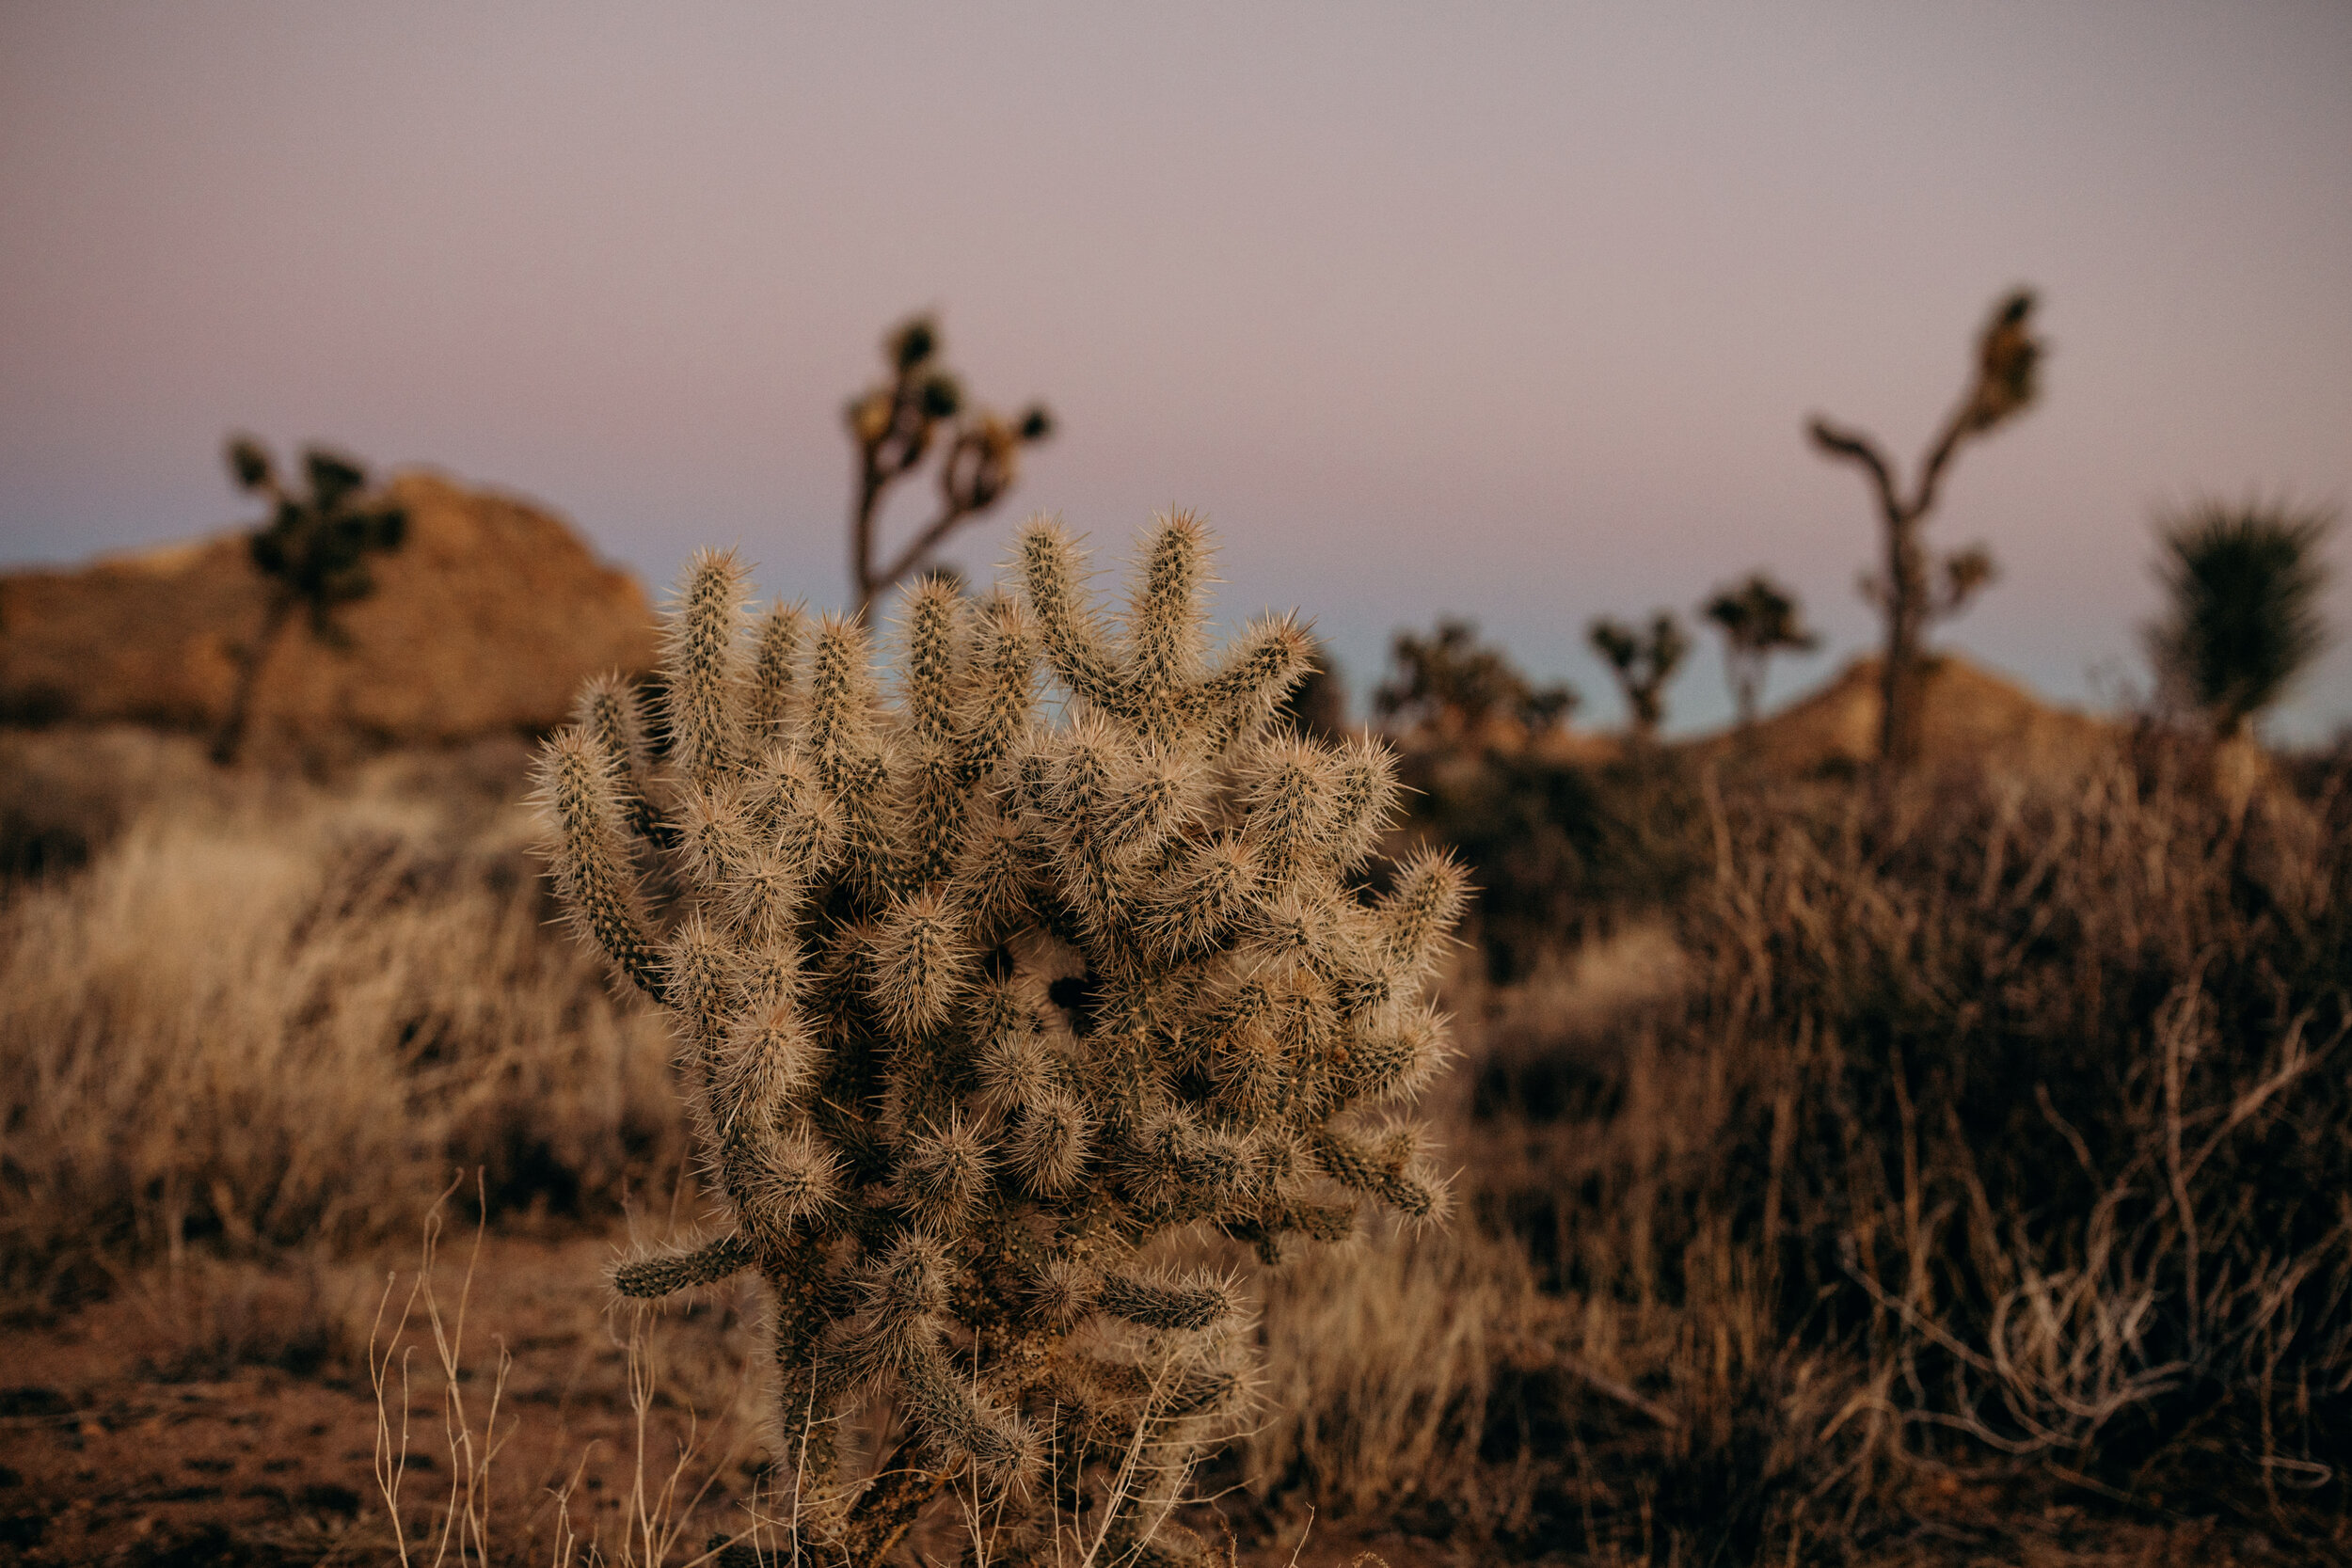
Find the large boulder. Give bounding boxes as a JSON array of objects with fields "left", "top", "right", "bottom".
[{"left": 0, "top": 470, "right": 657, "bottom": 755}]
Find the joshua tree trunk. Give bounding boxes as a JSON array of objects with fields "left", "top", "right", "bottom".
[
  {"left": 851, "top": 467, "right": 885, "bottom": 616},
  {"left": 1808, "top": 421, "right": 1953, "bottom": 770},
  {"left": 211, "top": 588, "right": 295, "bottom": 765},
  {"left": 1729, "top": 668, "right": 1758, "bottom": 730},
  {"left": 1881, "top": 505, "right": 1929, "bottom": 767}
]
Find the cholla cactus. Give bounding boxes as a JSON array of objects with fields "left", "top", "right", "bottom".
[{"left": 536, "top": 513, "right": 1464, "bottom": 1565}]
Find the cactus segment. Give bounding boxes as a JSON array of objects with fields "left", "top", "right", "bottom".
[
  {"left": 1096, "top": 1268, "right": 1236, "bottom": 1332},
  {"left": 747, "top": 600, "right": 807, "bottom": 740},
  {"left": 533, "top": 728, "right": 668, "bottom": 1005},
  {"left": 664, "top": 549, "right": 750, "bottom": 788},
  {"left": 612, "top": 1233, "right": 755, "bottom": 1298}
]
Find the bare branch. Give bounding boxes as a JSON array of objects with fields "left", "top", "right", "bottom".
[{"left": 1806, "top": 417, "right": 1904, "bottom": 527}]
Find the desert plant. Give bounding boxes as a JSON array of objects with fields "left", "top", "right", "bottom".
[
  {"left": 1395, "top": 744, "right": 1707, "bottom": 984},
  {"left": 1374, "top": 618, "right": 1577, "bottom": 746},
  {"left": 1587, "top": 610, "right": 1689, "bottom": 739},
  {"left": 2146, "top": 497, "right": 2334, "bottom": 738},
  {"left": 213, "top": 436, "right": 409, "bottom": 764},
  {"left": 845, "top": 314, "right": 1054, "bottom": 616},
  {"left": 1439, "top": 752, "right": 2352, "bottom": 1558},
  {"left": 1701, "top": 572, "right": 1819, "bottom": 728},
  {"left": 535, "top": 513, "right": 1465, "bottom": 1565},
  {"left": 1808, "top": 288, "right": 2042, "bottom": 766},
  {"left": 0, "top": 749, "right": 679, "bottom": 1295}
]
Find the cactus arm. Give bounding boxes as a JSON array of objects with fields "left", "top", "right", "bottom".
[
  {"left": 612, "top": 1233, "right": 755, "bottom": 1298},
  {"left": 1308, "top": 1123, "right": 1443, "bottom": 1220},
  {"left": 1185, "top": 613, "right": 1315, "bottom": 748},
  {"left": 947, "top": 811, "right": 1037, "bottom": 939},
  {"left": 748, "top": 600, "right": 807, "bottom": 741},
  {"left": 832, "top": 1450, "right": 954, "bottom": 1568},
  {"left": 1239, "top": 737, "right": 1340, "bottom": 884},
  {"left": 806, "top": 616, "right": 903, "bottom": 901},
  {"left": 1342, "top": 1001, "right": 1451, "bottom": 1104},
  {"left": 898, "top": 749, "right": 966, "bottom": 890},
  {"left": 1138, "top": 834, "right": 1261, "bottom": 961},
  {"left": 712, "top": 989, "right": 818, "bottom": 1132},
  {"left": 534, "top": 728, "right": 669, "bottom": 1005},
  {"left": 871, "top": 890, "right": 973, "bottom": 1041},
  {"left": 664, "top": 915, "right": 736, "bottom": 1078},
  {"left": 897, "top": 577, "right": 962, "bottom": 744},
  {"left": 1377, "top": 847, "right": 1471, "bottom": 981},
  {"left": 573, "top": 673, "right": 674, "bottom": 847},
  {"left": 1044, "top": 732, "right": 1129, "bottom": 940},
  {"left": 1094, "top": 1268, "right": 1235, "bottom": 1332},
  {"left": 664, "top": 549, "right": 750, "bottom": 788},
  {"left": 750, "top": 752, "right": 842, "bottom": 876},
  {"left": 1096, "top": 742, "right": 1200, "bottom": 862},
  {"left": 955, "top": 594, "right": 1039, "bottom": 787},
  {"left": 901, "top": 1336, "right": 1033, "bottom": 1480},
  {"left": 1016, "top": 518, "right": 1130, "bottom": 717},
  {"left": 1123, "top": 512, "right": 1211, "bottom": 734},
  {"left": 1323, "top": 737, "right": 1401, "bottom": 872},
  {"left": 765, "top": 1233, "right": 848, "bottom": 1504},
  {"left": 804, "top": 613, "right": 880, "bottom": 770}
]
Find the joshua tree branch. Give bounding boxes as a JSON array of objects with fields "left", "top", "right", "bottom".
[
  {"left": 211, "top": 586, "right": 296, "bottom": 766},
  {"left": 1806, "top": 418, "right": 1904, "bottom": 530},
  {"left": 852, "top": 472, "right": 885, "bottom": 608},
  {"left": 1912, "top": 403, "right": 1979, "bottom": 526}
]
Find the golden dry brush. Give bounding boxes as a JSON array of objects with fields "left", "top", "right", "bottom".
[{"left": 532, "top": 513, "right": 1466, "bottom": 1565}]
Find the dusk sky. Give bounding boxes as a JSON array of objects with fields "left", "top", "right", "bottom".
[{"left": 4, "top": 3, "right": 2348, "bottom": 737}]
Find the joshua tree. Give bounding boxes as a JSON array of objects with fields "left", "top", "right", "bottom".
[
  {"left": 1374, "top": 618, "right": 1578, "bottom": 744},
  {"left": 536, "top": 514, "right": 1463, "bottom": 1565},
  {"left": 1588, "top": 610, "right": 1689, "bottom": 740},
  {"left": 1702, "top": 572, "right": 1820, "bottom": 728},
  {"left": 2146, "top": 498, "right": 2334, "bottom": 738},
  {"left": 846, "top": 314, "right": 1054, "bottom": 617},
  {"left": 212, "top": 436, "right": 407, "bottom": 764},
  {"left": 1807, "top": 288, "right": 2043, "bottom": 766}
]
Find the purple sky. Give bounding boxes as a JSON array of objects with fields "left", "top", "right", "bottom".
[{"left": 5, "top": 3, "right": 2349, "bottom": 737}]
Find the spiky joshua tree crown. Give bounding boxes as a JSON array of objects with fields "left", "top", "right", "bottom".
[{"left": 534, "top": 513, "right": 1466, "bottom": 1565}]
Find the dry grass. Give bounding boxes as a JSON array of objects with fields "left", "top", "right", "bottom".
[
  {"left": 1238, "top": 1218, "right": 1545, "bottom": 1544},
  {"left": 0, "top": 727, "right": 682, "bottom": 1299},
  {"left": 1234, "top": 737, "right": 2350, "bottom": 1563},
  {"left": 363, "top": 1181, "right": 770, "bottom": 1568}
]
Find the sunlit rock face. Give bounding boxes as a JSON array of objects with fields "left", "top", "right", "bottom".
[{"left": 0, "top": 470, "right": 656, "bottom": 756}]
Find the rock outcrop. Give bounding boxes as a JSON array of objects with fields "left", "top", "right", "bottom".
[
  {"left": 0, "top": 471, "right": 657, "bottom": 756},
  {"left": 1730, "top": 654, "right": 2111, "bottom": 775}
]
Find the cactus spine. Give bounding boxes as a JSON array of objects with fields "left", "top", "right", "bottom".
[{"left": 535, "top": 515, "right": 1464, "bottom": 1565}]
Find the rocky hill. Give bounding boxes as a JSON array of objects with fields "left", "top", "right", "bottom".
[
  {"left": 1728, "top": 653, "right": 2112, "bottom": 774},
  {"left": 0, "top": 471, "right": 657, "bottom": 759}
]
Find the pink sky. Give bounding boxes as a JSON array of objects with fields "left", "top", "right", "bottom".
[{"left": 4, "top": 3, "right": 2348, "bottom": 737}]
